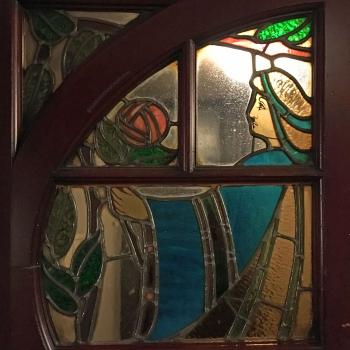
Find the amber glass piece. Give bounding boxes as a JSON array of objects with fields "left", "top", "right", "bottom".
[
  {"left": 293, "top": 292, "right": 313, "bottom": 339},
  {"left": 261, "top": 238, "right": 294, "bottom": 306},
  {"left": 277, "top": 186, "right": 296, "bottom": 238},
  {"left": 302, "top": 186, "right": 313, "bottom": 288},
  {"left": 247, "top": 304, "right": 282, "bottom": 338}
]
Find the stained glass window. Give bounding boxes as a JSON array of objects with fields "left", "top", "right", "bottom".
[
  {"left": 41, "top": 13, "right": 317, "bottom": 346},
  {"left": 197, "top": 15, "right": 313, "bottom": 166},
  {"left": 22, "top": 10, "right": 141, "bottom": 131},
  {"left": 43, "top": 184, "right": 312, "bottom": 344},
  {"left": 65, "top": 62, "right": 178, "bottom": 167}
]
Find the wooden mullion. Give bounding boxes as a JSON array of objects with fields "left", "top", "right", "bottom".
[
  {"left": 56, "top": 342, "right": 322, "bottom": 350},
  {"left": 179, "top": 39, "right": 196, "bottom": 173},
  {"left": 54, "top": 166, "right": 322, "bottom": 184}
]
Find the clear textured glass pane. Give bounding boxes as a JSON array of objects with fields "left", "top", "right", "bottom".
[
  {"left": 196, "top": 45, "right": 255, "bottom": 166},
  {"left": 42, "top": 184, "right": 313, "bottom": 344},
  {"left": 197, "top": 14, "right": 313, "bottom": 166},
  {"left": 65, "top": 62, "right": 178, "bottom": 167}
]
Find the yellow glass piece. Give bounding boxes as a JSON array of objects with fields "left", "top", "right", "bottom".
[
  {"left": 49, "top": 304, "right": 76, "bottom": 344},
  {"left": 237, "top": 28, "right": 257, "bottom": 36},
  {"left": 110, "top": 187, "right": 149, "bottom": 220},
  {"left": 93, "top": 260, "right": 122, "bottom": 342},
  {"left": 302, "top": 186, "right": 313, "bottom": 288},
  {"left": 59, "top": 187, "right": 87, "bottom": 268},
  {"left": 277, "top": 186, "right": 296, "bottom": 238},
  {"left": 247, "top": 304, "right": 281, "bottom": 338},
  {"left": 248, "top": 93, "right": 280, "bottom": 146},
  {"left": 268, "top": 71, "right": 311, "bottom": 117},
  {"left": 297, "top": 37, "right": 312, "bottom": 48},
  {"left": 274, "top": 57, "right": 312, "bottom": 97},
  {"left": 261, "top": 238, "right": 294, "bottom": 306},
  {"left": 281, "top": 118, "right": 312, "bottom": 150},
  {"left": 253, "top": 76, "right": 264, "bottom": 92},
  {"left": 293, "top": 292, "right": 313, "bottom": 338},
  {"left": 100, "top": 204, "right": 124, "bottom": 257}
]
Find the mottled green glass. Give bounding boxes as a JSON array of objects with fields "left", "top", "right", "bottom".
[
  {"left": 257, "top": 17, "right": 306, "bottom": 41},
  {"left": 287, "top": 23, "right": 311, "bottom": 42}
]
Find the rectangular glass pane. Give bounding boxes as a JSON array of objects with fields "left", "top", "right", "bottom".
[
  {"left": 196, "top": 14, "right": 313, "bottom": 166},
  {"left": 42, "top": 184, "right": 313, "bottom": 344}
]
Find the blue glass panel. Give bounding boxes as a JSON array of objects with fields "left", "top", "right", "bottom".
[
  {"left": 243, "top": 149, "right": 292, "bottom": 166},
  {"left": 220, "top": 186, "right": 283, "bottom": 271},
  {"left": 148, "top": 200, "right": 205, "bottom": 340}
]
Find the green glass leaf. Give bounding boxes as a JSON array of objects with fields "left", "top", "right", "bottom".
[
  {"left": 74, "top": 235, "right": 103, "bottom": 296},
  {"left": 95, "top": 120, "right": 130, "bottom": 165},
  {"left": 71, "top": 234, "right": 99, "bottom": 275},
  {"left": 23, "top": 63, "right": 54, "bottom": 127},
  {"left": 63, "top": 30, "right": 108, "bottom": 77},
  {"left": 27, "top": 9, "right": 76, "bottom": 44},
  {"left": 128, "top": 146, "right": 177, "bottom": 165},
  {"left": 42, "top": 260, "right": 77, "bottom": 314},
  {"left": 46, "top": 189, "right": 77, "bottom": 258},
  {"left": 257, "top": 17, "right": 307, "bottom": 41},
  {"left": 287, "top": 22, "right": 311, "bottom": 43}
]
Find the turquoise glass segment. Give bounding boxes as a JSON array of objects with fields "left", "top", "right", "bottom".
[
  {"left": 148, "top": 200, "right": 205, "bottom": 340},
  {"left": 220, "top": 186, "right": 283, "bottom": 271}
]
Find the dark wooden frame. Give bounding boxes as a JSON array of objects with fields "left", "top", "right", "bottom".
[{"left": 2, "top": 0, "right": 350, "bottom": 349}]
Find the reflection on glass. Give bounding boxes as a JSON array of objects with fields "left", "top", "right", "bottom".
[
  {"left": 65, "top": 62, "right": 178, "bottom": 167},
  {"left": 196, "top": 45, "right": 254, "bottom": 165},
  {"left": 42, "top": 184, "right": 313, "bottom": 344},
  {"left": 197, "top": 13, "right": 313, "bottom": 166}
]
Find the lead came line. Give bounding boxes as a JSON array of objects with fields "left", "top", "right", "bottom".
[{"left": 192, "top": 198, "right": 216, "bottom": 311}]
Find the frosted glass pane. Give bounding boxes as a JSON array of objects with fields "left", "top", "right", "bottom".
[{"left": 196, "top": 45, "right": 255, "bottom": 166}]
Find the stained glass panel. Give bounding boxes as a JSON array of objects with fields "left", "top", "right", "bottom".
[
  {"left": 65, "top": 62, "right": 178, "bottom": 167},
  {"left": 22, "top": 10, "right": 140, "bottom": 130},
  {"left": 197, "top": 14, "right": 313, "bottom": 166},
  {"left": 42, "top": 184, "right": 313, "bottom": 344}
]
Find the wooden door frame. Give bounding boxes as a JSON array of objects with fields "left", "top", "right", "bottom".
[{"left": 2, "top": 0, "right": 350, "bottom": 349}]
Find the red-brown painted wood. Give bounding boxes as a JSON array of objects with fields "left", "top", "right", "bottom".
[
  {"left": 0, "top": 0, "right": 14, "bottom": 348},
  {"left": 8, "top": 0, "right": 350, "bottom": 349},
  {"left": 323, "top": 0, "right": 350, "bottom": 349},
  {"left": 19, "top": 0, "right": 176, "bottom": 10}
]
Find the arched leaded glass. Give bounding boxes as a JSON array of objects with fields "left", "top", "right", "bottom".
[{"left": 41, "top": 13, "right": 315, "bottom": 346}]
